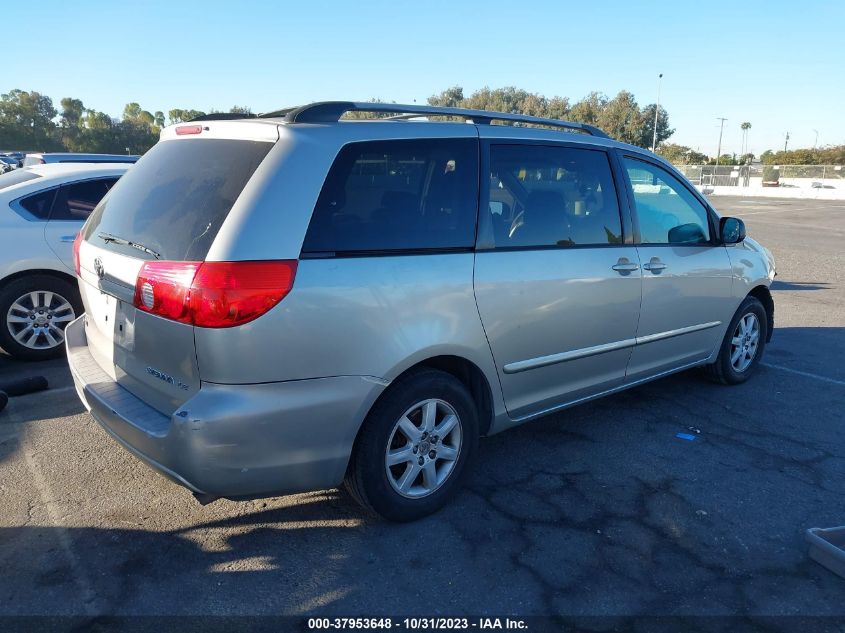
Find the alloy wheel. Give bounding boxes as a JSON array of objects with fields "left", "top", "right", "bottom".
[
  {"left": 384, "top": 398, "right": 462, "bottom": 499},
  {"left": 730, "top": 312, "right": 760, "bottom": 372},
  {"left": 6, "top": 290, "right": 76, "bottom": 350}
]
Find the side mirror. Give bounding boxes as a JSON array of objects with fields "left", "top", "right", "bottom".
[{"left": 720, "top": 217, "right": 746, "bottom": 244}]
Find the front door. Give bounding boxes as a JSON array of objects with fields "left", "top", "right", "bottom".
[
  {"left": 620, "top": 156, "right": 734, "bottom": 380},
  {"left": 474, "top": 142, "right": 642, "bottom": 421}
]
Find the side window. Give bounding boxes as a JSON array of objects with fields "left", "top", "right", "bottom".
[
  {"left": 302, "top": 139, "right": 478, "bottom": 254},
  {"left": 19, "top": 189, "right": 57, "bottom": 219},
  {"left": 484, "top": 144, "right": 622, "bottom": 248},
  {"left": 51, "top": 178, "right": 118, "bottom": 221},
  {"left": 623, "top": 158, "right": 711, "bottom": 244}
]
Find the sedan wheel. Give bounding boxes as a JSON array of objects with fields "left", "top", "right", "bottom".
[
  {"left": 6, "top": 290, "right": 76, "bottom": 351},
  {"left": 0, "top": 275, "right": 82, "bottom": 361}
]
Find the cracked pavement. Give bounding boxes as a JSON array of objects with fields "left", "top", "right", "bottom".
[{"left": 0, "top": 196, "right": 844, "bottom": 617}]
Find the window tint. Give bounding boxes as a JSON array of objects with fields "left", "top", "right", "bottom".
[
  {"left": 19, "top": 189, "right": 56, "bottom": 219},
  {"left": 84, "top": 139, "right": 273, "bottom": 261},
  {"left": 51, "top": 178, "right": 119, "bottom": 221},
  {"left": 484, "top": 144, "right": 622, "bottom": 248},
  {"left": 624, "top": 158, "right": 711, "bottom": 244},
  {"left": 0, "top": 169, "right": 40, "bottom": 190},
  {"left": 302, "top": 139, "right": 478, "bottom": 254}
]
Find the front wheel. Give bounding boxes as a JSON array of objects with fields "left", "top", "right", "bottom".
[
  {"left": 344, "top": 368, "right": 478, "bottom": 522},
  {"left": 703, "top": 296, "right": 768, "bottom": 385},
  {"left": 0, "top": 275, "right": 82, "bottom": 361}
]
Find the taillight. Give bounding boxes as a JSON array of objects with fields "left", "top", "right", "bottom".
[
  {"left": 72, "top": 232, "right": 83, "bottom": 275},
  {"left": 133, "top": 260, "right": 297, "bottom": 328}
]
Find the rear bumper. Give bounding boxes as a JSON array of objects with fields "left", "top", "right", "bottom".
[{"left": 65, "top": 316, "right": 386, "bottom": 498}]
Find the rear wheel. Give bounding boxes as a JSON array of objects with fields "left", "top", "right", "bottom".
[
  {"left": 0, "top": 275, "right": 81, "bottom": 361},
  {"left": 344, "top": 368, "right": 478, "bottom": 522},
  {"left": 703, "top": 296, "right": 767, "bottom": 385}
]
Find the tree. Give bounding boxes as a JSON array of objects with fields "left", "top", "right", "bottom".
[
  {"left": 595, "top": 91, "right": 642, "bottom": 145},
  {"left": 154, "top": 111, "right": 165, "bottom": 128},
  {"left": 710, "top": 154, "right": 735, "bottom": 165},
  {"left": 759, "top": 145, "right": 845, "bottom": 165},
  {"left": 168, "top": 108, "right": 206, "bottom": 124},
  {"left": 657, "top": 143, "right": 707, "bottom": 164},
  {"left": 59, "top": 98, "right": 85, "bottom": 128},
  {"left": 568, "top": 92, "right": 606, "bottom": 126},
  {"left": 123, "top": 102, "right": 155, "bottom": 127},
  {"left": 640, "top": 103, "right": 674, "bottom": 149},
  {"left": 229, "top": 105, "right": 252, "bottom": 115},
  {"left": 0, "top": 89, "right": 60, "bottom": 150},
  {"left": 740, "top": 122, "right": 751, "bottom": 155},
  {"left": 427, "top": 86, "right": 464, "bottom": 108}
]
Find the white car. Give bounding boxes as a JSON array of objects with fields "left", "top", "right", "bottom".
[{"left": 0, "top": 163, "right": 130, "bottom": 360}]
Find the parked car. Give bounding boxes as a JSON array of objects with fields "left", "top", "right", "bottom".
[
  {"left": 0, "top": 157, "right": 18, "bottom": 174},
  {"left": 23, "top": 153, "right": 140, "bottom": 167},
  {"left": 66, "top": 102, "right": 776, "bottom": 521},
  {"left": 1, "top": 152, "right": 26, "bottom": 167},
  {"left": 0, "top": 163, "right": 130, "bottom": 360}
]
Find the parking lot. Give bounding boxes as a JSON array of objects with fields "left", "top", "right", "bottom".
[{"left": 1, "top": 196, "right": 844, "bottom": 618}]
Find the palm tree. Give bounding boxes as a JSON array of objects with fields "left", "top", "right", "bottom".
[{"left": 740, "top": 122, "right": 752, "bottom": 156}]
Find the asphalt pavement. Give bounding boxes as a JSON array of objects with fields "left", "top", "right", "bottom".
[{"left": 1, "top": 196, "right": 844, "bottom": 619}]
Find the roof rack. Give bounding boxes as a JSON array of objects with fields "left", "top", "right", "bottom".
[
  {"left": 259, "top": 101, "right": 609, "bottom": 138},
  {"left": 189, "top": 112, "right": 257, "bottom": 122}
]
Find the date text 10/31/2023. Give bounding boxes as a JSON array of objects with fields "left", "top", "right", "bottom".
[{"left": 307, "top": 617, "right": 529, "bottom": 630}]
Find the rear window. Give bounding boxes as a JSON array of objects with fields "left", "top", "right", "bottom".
[
  {"left": 302, "top": 138, "right": 479, "bottom": 255},
  {"left": 0, "top": 169, "right": 40, "bottom": 190},
  {"left": 20, "top": 189, "right": 57, "bottom": 218},
  {"left": 83, "top": 139, "right": 273, "bottom": 261},
  {"left": 52, "top": 177, "right": 119, "bottom": 221}
]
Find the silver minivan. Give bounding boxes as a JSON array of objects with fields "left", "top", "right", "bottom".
[{"left": 66, "top": 102, "right": 776, "bottom": 521}]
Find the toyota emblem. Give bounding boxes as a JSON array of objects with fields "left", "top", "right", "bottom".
[{"left": 94, "top": 257, "right": 104, "bottom": 279}]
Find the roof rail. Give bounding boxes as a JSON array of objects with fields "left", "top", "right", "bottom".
[
  {"left": 189, "top": 112, "right": 257, "bottom": 122},
  {"left": 260, "top": 101, "right": 609, "bottom": 138}
]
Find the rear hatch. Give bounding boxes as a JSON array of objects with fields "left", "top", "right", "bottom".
[{"left": 76, "top": 123, "right": 278, "bottom": 414}]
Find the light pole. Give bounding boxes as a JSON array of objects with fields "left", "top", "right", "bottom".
[
  {"left": 784, "top": 132, "right": 790, "bottom": 152},
  {"left": 715, "top": 117, "right": 727, "bottom": 174},
  {"left": 651, "top": 73, "right": 663, "bottom": 153},
  {"left": 813, "top": 129, "right": 819, "bottom": 149}
]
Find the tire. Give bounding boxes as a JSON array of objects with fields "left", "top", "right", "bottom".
[
  {"left": 703, "top": 296, "right": 768, "bottom": 385},
  {"left": 0, "top": 275, "right": 82, "bottom": 361},
  {"left": 344, "top": 368, "right": 479, "bottom": 522}
]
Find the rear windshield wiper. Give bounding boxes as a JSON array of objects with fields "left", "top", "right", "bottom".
[{"left": 97, "top": 232, "right": 161, "bottom": 260}]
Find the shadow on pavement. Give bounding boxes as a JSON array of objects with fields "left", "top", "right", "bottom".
[{"left": 771, "top": 280, "right": 831, "bottom": 292}]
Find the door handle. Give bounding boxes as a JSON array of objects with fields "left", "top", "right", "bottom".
[
  {"left": 643, "top": 258, "right": 667, "bottom": 273},
  {"left": 611, "top": 258, "right": 640, "bottom": 274},
  {"left": 60, "top": 235, "right": 77, "bottom": 243}
]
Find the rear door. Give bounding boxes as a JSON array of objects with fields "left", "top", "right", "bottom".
[
  {"left": 77, "top": 129, "right": 276, "bottom": 414},
  {"left": 473, "top": 140, "right": 642, "bottom": 420},
  {"left": 620, "top": 155, "right": 734, "bottom": 380},
  {"left": 44, "top": 177, "right": 118, "bottom": 271}
]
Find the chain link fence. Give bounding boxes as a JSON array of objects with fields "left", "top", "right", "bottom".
[{"left": 674, "top": 164, "right": 844, "bottom": 189}]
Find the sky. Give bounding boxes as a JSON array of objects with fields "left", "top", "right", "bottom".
[{"left": 4, "top": 0, "right": 844, "bottom": 157}]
